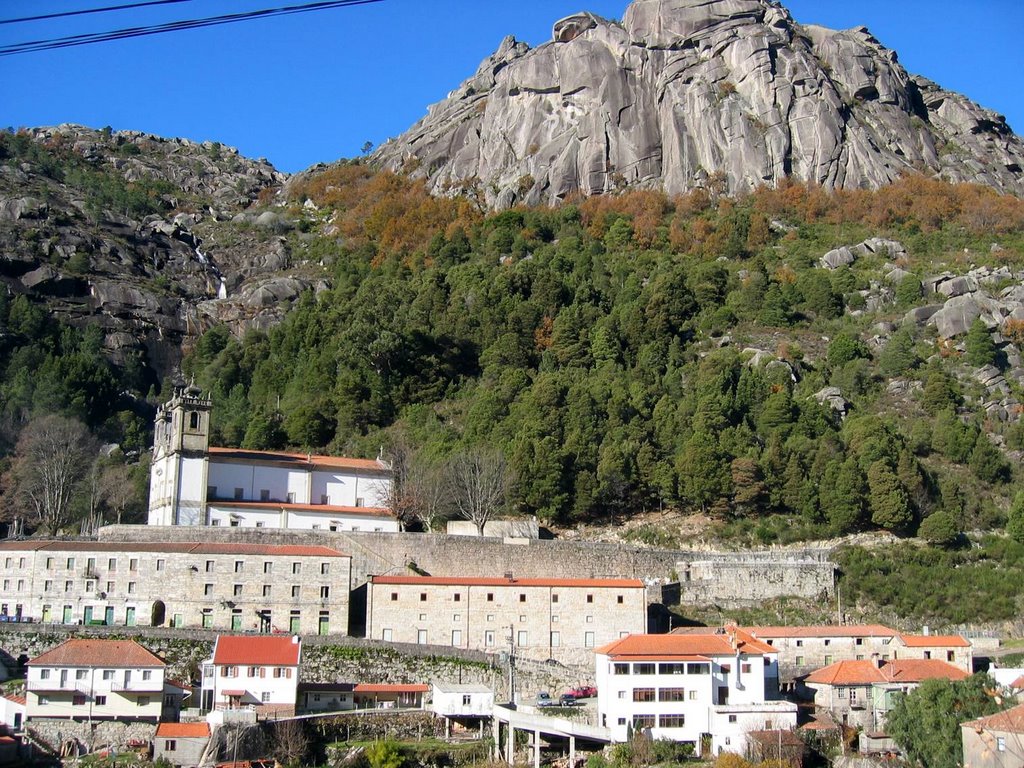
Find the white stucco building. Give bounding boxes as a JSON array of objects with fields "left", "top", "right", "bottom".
[
  {"left": 26, "top": 639, "right": 171, "bottom": 724},
  {"left": 199, "top": 635, "right": 301, "bottom": 717},
  {"left": 148, "top": 383, "right": 397, "bottom": 531},
  {"left": 595, "top": 627, "right": 797, "bottom": 756}
]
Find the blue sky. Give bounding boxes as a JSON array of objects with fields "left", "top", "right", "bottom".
[{"left": 1, "top": 1, "right": 1021, "bottom": 174}]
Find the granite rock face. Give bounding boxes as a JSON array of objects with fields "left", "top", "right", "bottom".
[{"left": 374, "top": 0, "right": 1024, "bottom": 207}]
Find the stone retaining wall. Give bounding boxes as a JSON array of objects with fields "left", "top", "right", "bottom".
[{"left": 99, "top": 526, "right": 836, "bottom": 605}]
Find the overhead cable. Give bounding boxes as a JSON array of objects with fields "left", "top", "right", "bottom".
[
  {"left": 0, "top": 0, "right": 383, "bottom": 57},
  {"left": 0, "top": 1, "right": 196, "bottom": 27}
]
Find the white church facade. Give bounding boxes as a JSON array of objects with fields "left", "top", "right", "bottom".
[{"left": 148, "top": 384, "right": 398, "bottom": 532}]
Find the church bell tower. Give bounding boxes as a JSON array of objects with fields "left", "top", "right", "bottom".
[{"left": 148, "top": 380, "right": 212, "bottom": 526}]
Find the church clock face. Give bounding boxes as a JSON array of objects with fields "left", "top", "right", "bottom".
[{"left": 155, "top": 468, "right": 163, "bottom": 476}]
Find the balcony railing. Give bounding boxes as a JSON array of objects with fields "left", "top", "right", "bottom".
[{"left": 110, "top": 680, "right": 162, "bottom": 693}]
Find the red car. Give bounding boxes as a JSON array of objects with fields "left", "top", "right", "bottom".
[{"left": 566, "top": 685, "right": 597, "bottom": 699}]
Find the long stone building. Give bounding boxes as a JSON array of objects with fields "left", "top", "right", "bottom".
[
  {"left": 0, "top": 540, "right": 350, "bottom": 635},
  {"left": 367, "top": 575, "right": 647, "bottom": 664}
]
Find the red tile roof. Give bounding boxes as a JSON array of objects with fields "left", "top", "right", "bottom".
[
  {"left": 0, "top": 540, "right": 347, "bottom": 557},
  {"left": 1011, "top": 675, "right": 1024, "bottom": 689},
  {"left": 213, "top": 636, "right": 301, "bottom": 666},
  {"left": 899, "top": 634, "right": 970, "bottom": 647},
  {"left": 597, "top": 629, "right": 775, "bottom": 658},
  {"left": 745, "top": 624, "right": 897, "bottom": 639},
  {"left": 372, "top": 575, "right": 644, "bottom": 589},
  {"left": 1, "top": 694, "right": 25, "bottom": 707},
  {"left": 210, "top": 501, "right": 394, "bottom": 519},
  {"left": 208, "top": 446, "right": 388, "bottom": 473},
  {"left": 353, "top": 683, "right": 429, "bottom": 693},
  {"left": 29, "top": 639, "right": 164, "bottom": 668},
  {"left": 156, "top": 723, "right": 211, "bottom": 738},
  {"left": 804, "top": 658, "right": 968, "bottom": 686},
  {"left": 962, "top": 703, "right": 1024, "bottom": 734}
]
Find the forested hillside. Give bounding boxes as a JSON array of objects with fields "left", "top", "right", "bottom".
[{"left": 186, "top": 164, "right": 1024, "bottom": 549}]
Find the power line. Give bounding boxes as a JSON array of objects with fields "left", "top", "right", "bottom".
[
  {"left": 0, "top": 0, "right": 384, "bottom": 57},
  {"left": 0, "top": 1, "right": 196, "bottom": 27}
]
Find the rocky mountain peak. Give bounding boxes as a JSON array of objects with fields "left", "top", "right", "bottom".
[{"left": 373, "top": 0, "right": 1024, "bottom": 208}]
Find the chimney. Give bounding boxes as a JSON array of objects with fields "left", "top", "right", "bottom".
[{"left": 505, "top": 571, "right": 514, "bottom": 583}]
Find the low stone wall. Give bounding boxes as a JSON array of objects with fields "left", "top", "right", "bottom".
[
  {"left": 28, "top": 718, "right": 156, "bottom": 756},
  {"left": 678, "top": 558, "right": 835, "bottom": 605},
  {"left": 0, "top": 626, "right": 586, "bottom": 703}
]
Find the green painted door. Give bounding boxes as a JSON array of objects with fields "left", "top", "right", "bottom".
[
  {"left": 318, "top": 614, "right": 329, "bottom": 635},
  {"left": 41, "top": 605, "right": 51, "bottom": 622},
  {"left": 125, "top": 607, "right": 136, "bottom": 626},
  {"left": 104, "top": 606, "right": 115, "bottom": 625},
  {"left": 83, "top": 606, "right": 93, "bottom": 624},
  {"left": 231, "top": 613, "right": 242, "bottom": 630},
  {"left": 62, "top": 605, "right": 72, "bottom": 623},
  {"left": 289, "top": 614, "right": 301, "bottom": 634}
]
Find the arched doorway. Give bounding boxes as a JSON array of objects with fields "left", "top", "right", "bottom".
[{"left": 151, "top": 600, "right": 166, "bottom": 626}]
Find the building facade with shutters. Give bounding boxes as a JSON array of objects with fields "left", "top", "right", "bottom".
[
  {"left": 367, "top": 575, "right": 647, "bottom": 664},
  {"left": 595, "top": 628, "right": 797, "bottom": 756},
  {"left": 25, "top": 639, "right": 169, "bottom": 723},
  {"left": 147, "top": 383, "right": 397, "bottom": 531},
  {"left": 0, "top": 540, "right": 350, "bottom": 636},
  {"left": 199, "top": 635, "right": 301, "bottom": 717}
]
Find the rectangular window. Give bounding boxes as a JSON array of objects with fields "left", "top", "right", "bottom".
[
  {"left": 487, "top": 593, "right": 494, "bottom": 602},
  {"left": 420, "top": 593, "right": 427, "bottom": 602},
  {"left": 234, "top": 487, "right": 244, "bottom": 500},
  {"left": 156, "top": 559, "right": 165, "bottom": 571},
  {"left": 634, "top": 663, "right": 655, "bottom": 675},
  {"left": 585, "top": 631, "right": 595, "bottom": 648},
  {"left": 234, "top": 584, "right": 243, "bottom": 597},
  {"left": 519, "top": 594, "right": 526, "bottom": 603},
  {"left": 381, "top": 628, "right": 393, "bottom": 641},
  {"left": 262, "top": 692, "right": 271, "bottom": 702},
  {"left": 741, "top": 663, "right": 752, "bottom": 673},
  {"left": 452, "top": 630, "right": 462, "bottom": 645},
  {"left": 287, "top": 492, "right": 295, "bottom": 503},
  {"left": 997, "top": 737, "right": 1006, "bottom": 752},
  {"left": 728, "top": 714, "right": 737, "bottom": 723},
  {"left": 65, "top": 580, "right": 73, "bottom": 592},
  {"left": 235, "top": 561, "right": 244, "bottom": 573},
  {"left": 517, "top": 630, "right": 527, "bottom": 646},
  {"left": 128, "top": 581, "right": 136, "bottom": 594},
  {"left": 46, "top": 557, "right": 54, "bottom": 569},
  {"left": 95, "top": 695, "right": 106, "bottom": 705},
  {"left": 453, "top": 593, "right": 461, "bottom": 602},
  {"left": 686, "top": 663, "right": 710, "bottom": 675},
  {"left": 102, "top": 670, "right": 114, "bottom": 680},
  {"left": 76, "top": 669, "right": 87, "bottom": 680},
  {"left": 632, "top": 715, "right": 655, "bottom": 729},
  {"left": 795, "top": 656, "right": 804, "bottom": 665},
  {"left": 417, "top": 629, "right": 427, "bottom": 644},
  {"left": 165, "top": 740, "right": 177, "bottom": 752},
  {"left": 260, "top": 489, "right": 270, "bottom": 501},
  {"left": 138, "top": 697, "right": 150, "bottom": 706},
  {"left": 129, "top": 558, "right": 138, "bottom": 572},
  {"left": 320, "top": 586, "right": 330, "bottom": 599},
  {"left": 632, "top": 688, "right": 655, "bottom": 702},
  {"left": 659, "top": 715, "right": 685, "bottom": 728},
  {"left": 485, "top": 630, "right": 495, "bottom": 647},
  {"left": 291, "top": 586, "right": 300, "bottom": 598},
  {"left": 390, "top": 592, "right": 398, "bottom": 601},
  {"left": 586, "top": 594, "right": 593, "bottom": 603},
  {"left": 617, "top": 595, "right": 624, "bottom": 604},
  {"left": 659, "top": 688, "right": 686, "bottom": 702},
  {"left": 689, "top": 690, "right": 698, "bottom": 700},
  {"left": 824, "top": 655, "right": 833, "bottom": 665},
  {"left": 44, "top": 580, "right": 52, "bottom": 592},
  {"left": 202, "top": 609, "right": 213, "bottom": 628},
  {"left": 659, "top": 663, "right": 686, "bottom": 675},
  {"left": 292, "top": 562, "right": 300, "bottom": 575},
  {"left": 205, "top": 560, "right": 214, "bottom": 572},
  {"left": 264, "top": 562, "right": 272, "bottom": 574},
  {"left": 321, "top": 494, "right": 330, "bottom": 505},
  {"left": 856, "top": 638, "right": 864, "bottom": 646},
  {"left": 142, "top": 670, "right": 152, "bottom": 681},
  {"left": 551, "top": 632, "right": 560, "bottom": 647},
  {"left": 320, "top": 562, "right": 329, "bottom": 575},
  {"left": 108, "top": 558, "right": 117, "bottom": 571},
  {"left": 66, "top": 557, "right": 75, "bottom": 569},
  {"left": 204, "top": 584, "right": 214, "bottom": 596},
  {"left": 837, "top": 687, "right": 847, "bottom": 699},
  {"left": 40, "top": 669, "right": 51, "bottom": 680},
  {"left": 613, "top": 663, "right": 629, "bottom": 675},
  {"left": 263, "top": 585, "right": 271, "bottom": 597},
  {"left": 551, "top": 594, "right": 558, "bottom": 603},
  {"left": 796, "top": 640, "right": 803, "bottom": 647}
]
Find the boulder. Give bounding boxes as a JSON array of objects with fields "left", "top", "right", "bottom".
[
  {"left": 930, "top": 295, "right": 986, "bottom": 337},
  {"left": 903, "top": 305, "right": 942, "bottom": 325},
  {"left": 814, "top": 386, "right": 851, "bottom": 417},
  {"left": 821, "top": 246, "right": 856, "bottom": 270},
  {"left": 935, "top": 275, "right": 978, "bottom": 297}
]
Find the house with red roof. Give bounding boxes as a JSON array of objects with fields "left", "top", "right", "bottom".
[
  {"left": 25, "top": 639, "right": 172, "bottom": 724},
  {"left": 200, "top": 635, "right": 301, "bottom": 718},
  {"left": 367, "top": 575, "right": 647, "bottom": 664},
  {"left": 153, "top": 722, "right": 211, "bottom": 767},
  {"left": 0, "top": 693, "right": 24, "bottom": 733},
  {"left": 803, "top": 657, "right": 969, "bottom": 743},
  {"left": 739, "top": 624, "right": 974, "bottom": 687},
  {"left": 148, "top": 383, "right": 396, "bottom": 531},
  {"left": 961, "top": 702, "right": 1024, "bottom": 768},
  {"left": 595, "top": 627, "right": 798, "bottom": 756}
]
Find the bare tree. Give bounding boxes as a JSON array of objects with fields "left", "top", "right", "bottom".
[
  {"left": 378, "top": 435, "right": 452, "bottom": 531},
  {"left": 446, "top": 447, "right": 509, "bottom": 536},
  {"left": 272, "top": 719, "right": 309, "bottom": 768},
  {"left": 1, "top": 415, "right": 96, "bottom": 535},
  {"left": 98, "top": 463, "right": 140, "bottom": 524}
]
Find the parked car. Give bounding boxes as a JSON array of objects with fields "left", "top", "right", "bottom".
[
  {"left": 566, "top": 685, "right": 597, "bottom": 699},
  {"left": 536, "top": 691, "right": 556, "bottom": 707},
  {"left": 559, "top": 694, "right": 579, "bottom": 706}
]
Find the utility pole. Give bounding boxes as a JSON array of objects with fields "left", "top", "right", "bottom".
[{"left": 507, "top": 625, "right": 516, "bottom": 706}]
